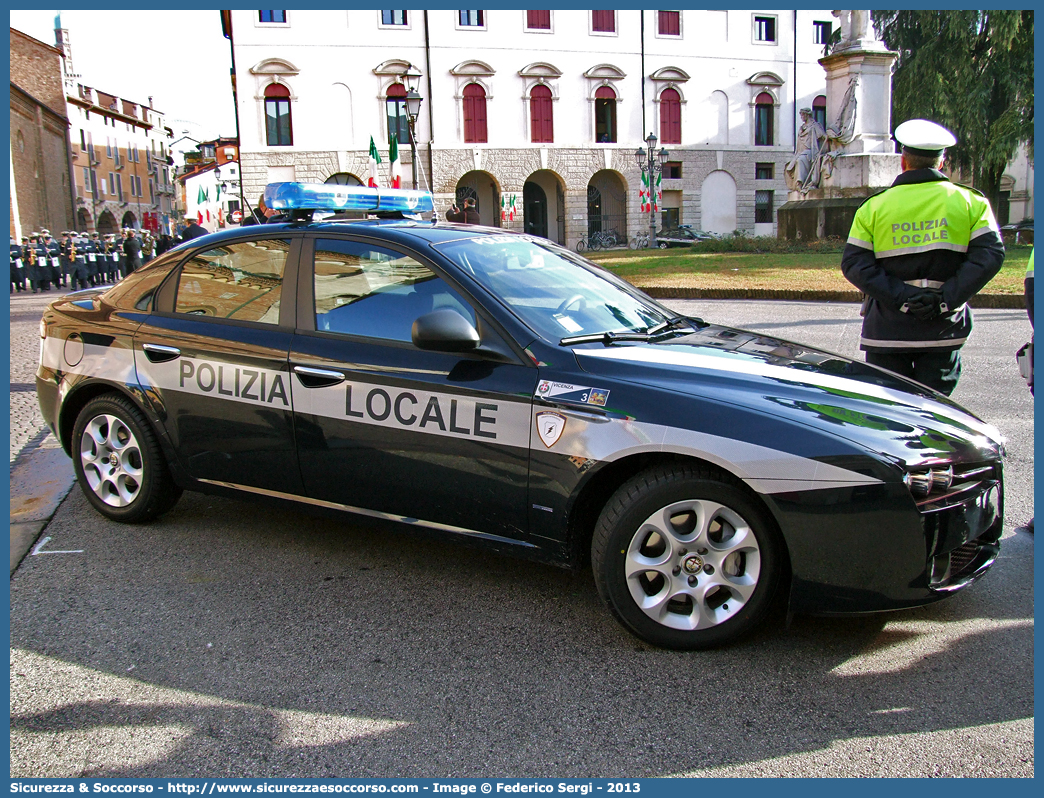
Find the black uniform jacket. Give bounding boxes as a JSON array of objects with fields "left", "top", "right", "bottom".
[{"left": 841, "top": 169, "right": 1006, "bottom": 353}]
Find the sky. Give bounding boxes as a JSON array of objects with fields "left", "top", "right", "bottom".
[{"left": 10, "top": 9, "right": 236, "bottom": 157}]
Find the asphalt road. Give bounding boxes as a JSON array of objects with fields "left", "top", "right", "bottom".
[{"left": 9, "top": 297, "right": 1034, "bottom": 778}]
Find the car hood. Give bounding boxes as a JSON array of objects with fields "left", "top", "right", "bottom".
[{"left": 572, "top": 324, "right": 1004, "bottom": 468}]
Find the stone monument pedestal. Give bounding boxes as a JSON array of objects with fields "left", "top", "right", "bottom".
[{"left": 778, "top": 31, "right": 900, "bottom": 240}]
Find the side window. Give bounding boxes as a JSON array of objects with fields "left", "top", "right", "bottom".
[
  {"left": 174, "top": 239, "right": 290, "bottom": 324},
  {"left": 313, "top": 238, "right": 475, "bottom": 343}
]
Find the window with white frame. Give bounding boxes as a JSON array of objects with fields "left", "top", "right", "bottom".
[
  {"left": 381, "top": 10, "right": 407, "bottom": 26},
  {"left": 813, "top": 20, "right": 832, "bottom": 44},
  {"left": 754, "top": 15, "right": 777, "bottom": 43},
  {"left": 592, "top": 10, "right": 615, "bottom": 33},
  {"left": 526, "top": 10, "right": 550, "bottom": 30},
  {"left": 658, "top": 10, "right": 680, "bottom": 36},
  {"left": 754, "top": 93, "right": 774, "bottom": 145},
  {"left": 258, "top": 11, "right": 287, "bottom": 24},
  {"left": 458, "top": 10, "right": 484, "bottom": 28}
]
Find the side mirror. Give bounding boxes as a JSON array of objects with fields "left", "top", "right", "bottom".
[{"left": 412, "top": 308, "right": 480, "bottom": 352}]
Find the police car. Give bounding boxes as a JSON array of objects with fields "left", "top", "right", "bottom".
[{"left": 36, "top": 183, "right": 1005, "bottom": 650}]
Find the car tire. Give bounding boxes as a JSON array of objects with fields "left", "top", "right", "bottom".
[
  {"left": 72, "top": 393, "right": 182, "bottom": 523},
  {"left": 591, "top": 464, "right": 783, "bottom": 650},
  {"left": 658, "top": 241, "right": 669, "bottom": 249}
]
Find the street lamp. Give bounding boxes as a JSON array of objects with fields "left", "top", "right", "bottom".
[
  {"left": 401, "top": 65, "right": 424, "bottom": 190},
  {"left": 634, "top": 132, "right": 669, "bottom": 246}
]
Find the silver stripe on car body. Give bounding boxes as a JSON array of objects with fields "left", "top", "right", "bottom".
[
  {"left": 532, "top": 408, "right": 882, "bottom": 493},
  {"left": 291, "top": 374, "right": 533, "bottom": 448},
  {"left": 197, "top": 478, "right": 538, "bottom": 547},
  {"left": 45, "top": 338, "right": 887, "bottom": 497},
  {"left": 41, "top": 338, "right": 136, "bottom": 383},
  {"left": 577, "top": 346, "right": 943, "bottom": 411},
  {"left": 135, "top": 351, "right": 293, "bottom": 409}
]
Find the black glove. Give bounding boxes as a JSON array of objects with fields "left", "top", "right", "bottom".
[{"left": 905, "top": 289, "right": 943, "bottom": 321}]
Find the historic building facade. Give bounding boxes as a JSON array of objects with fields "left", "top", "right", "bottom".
[
  {"left": 10, "top": 27, "right": 75, "bottom": 239},
  {"left": 51, "top": 17, "right": 175, "bottom": 234},
  {"left": 226, "top": 9, "right": 840, "bottom": 245}
]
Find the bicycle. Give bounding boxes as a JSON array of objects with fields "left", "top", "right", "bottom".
[
  {"left": 629, "top": 231, "right": 651, "bottom": 249},
  {"left": 575, "top": 235, "right": 601, "bottom": 253}
]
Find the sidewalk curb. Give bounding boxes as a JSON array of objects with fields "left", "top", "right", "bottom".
[
  {"left": 632, "top": 286, "right": 1026, "bottom": 308},
  {"left": 10, "top": 433, "right": 76, "bottom": 575}
]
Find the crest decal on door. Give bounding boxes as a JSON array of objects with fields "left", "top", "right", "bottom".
[{"left": 535, "top": 411, "right": 567, "bottom": 448}]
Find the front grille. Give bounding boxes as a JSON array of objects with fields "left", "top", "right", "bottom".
[
  {"left": 921, "top": 464, "right": 1003, "bottom": 592},
  {"left": 906, "top": 461, "right": 1001, "bottom": 512},
  {"left": 947, "top": 541, "right": 980, "bottom": 578}
]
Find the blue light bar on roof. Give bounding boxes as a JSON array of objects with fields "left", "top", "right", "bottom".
[{"left": 264, "top": 182, "right": 434, "bottom": 215}]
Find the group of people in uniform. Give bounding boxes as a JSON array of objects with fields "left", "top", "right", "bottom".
[{"left": 10, "top": 228, "right": 173, "bottom": 294}]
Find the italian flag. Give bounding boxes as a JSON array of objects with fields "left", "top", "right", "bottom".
[
  {"left": 639, "top": 171, "right": 650, "bottom": 213},
  {"left": 653, "top": 171, "right": 661, "bottom": 213},
  {"left": 501, "top": 193, "right": 518, "bottom": 222},
  {"left": 389, "top": 134, "right": 402, "bottom": 189},
  {"left": 368, "top": 136, "right": 382, "bottom": 188}
]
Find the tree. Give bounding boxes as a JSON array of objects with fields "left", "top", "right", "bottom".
[{"left": 873, "top": 10, "right": 1034, "bottom": 212}]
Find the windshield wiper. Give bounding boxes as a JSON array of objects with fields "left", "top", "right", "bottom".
[
  {"left": 645, "top": 315, "right": 704, "bottom": 335},
  {"left": 559, "top": 316, "right": 705, "bottom": 347}
]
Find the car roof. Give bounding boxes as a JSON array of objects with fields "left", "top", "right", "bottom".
[{"left": 167, "top": 220, "right": 520, "bottom": 253}]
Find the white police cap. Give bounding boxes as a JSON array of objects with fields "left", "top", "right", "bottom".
[{"left": 894, "top": 119, "right": 956, "bottom": 156}]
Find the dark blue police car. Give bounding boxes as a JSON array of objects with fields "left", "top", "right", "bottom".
[{"left": 36, "top": 183, "right": 1005, "bottom": 649}]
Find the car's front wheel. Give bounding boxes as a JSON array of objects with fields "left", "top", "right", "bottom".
[
  {"left": 592, "top": 464, "right": 783, "bottom": 649},
  {"left": 72, "top": 394, "right": 182, "bottom": 522}
]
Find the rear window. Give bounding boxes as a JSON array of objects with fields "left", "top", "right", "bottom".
[{"left": 172, "top": 239, "right": 290, "bottom": 324}]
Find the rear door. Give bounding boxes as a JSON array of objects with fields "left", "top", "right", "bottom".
[
  {"left": 289, "top": 234, "right": 536, "bottom": 542},
  {"left": 133, "top": 234, "right": 305, "bottom": 495}
]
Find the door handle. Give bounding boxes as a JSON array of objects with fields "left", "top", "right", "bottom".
[
  {"left": 141, "top": 343, "right": 181, "bottom": 363},
  {"left": 292, "top": 365, "right": 347, "bottom": 388}
]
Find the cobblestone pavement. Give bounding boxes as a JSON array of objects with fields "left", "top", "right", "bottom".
[{"left": 10, "top": 290, "right": 60, "bottom": 462}]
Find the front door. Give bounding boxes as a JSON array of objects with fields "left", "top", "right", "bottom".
[
  {"left": 289, "top": 236, "right": 535, "bottom": 541},
  {"left": 524, "top": 182, "right": 548, "bottom": 239},
  {"left": 133, "top": 235, "right": 304, "bottom": 495}
]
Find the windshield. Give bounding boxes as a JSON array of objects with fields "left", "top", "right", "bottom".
[{"left": 433, "top": 235, "right": 669, "bottom": 342}]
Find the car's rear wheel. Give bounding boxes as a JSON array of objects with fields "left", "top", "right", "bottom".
[
  {"left": 72, "top": 394, "right": 182, "bottom": 522},
  {"left": 592, "top": 464, "right": 783, "bottom": 649},
  {"left": 657, "top": 241, "right": 669, "bottom": 249}
]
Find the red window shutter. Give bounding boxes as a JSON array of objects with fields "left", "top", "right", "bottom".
[
  {"left": 660, "top": 88, "right": 681, "bottom": 144},
  {"left": 658, "top": 11, "right": 680, "bottom": 36},
  {"left": 463, "top": 83, "right": 487, "bottom": 143},
  {"left": 592, "top": 10, "right": 614, "bottom": 32},
  {"left": 527, "top": 10, "right": 550, "bottom": 30},
  {"left": 530, "top": 85, "right": 553, "bottom": 143},
  {"left": 264, "top": 83, "right": 290, "bottom": 98},
  {"left": 387, "top": 83, "right": 406, "bottom": 98},
  {"left": 595, "top": 85, "right": 616, "bottom": 100}
]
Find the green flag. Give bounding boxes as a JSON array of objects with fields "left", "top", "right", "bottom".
[{"left": 197, "top": 185, "right": 208, "bottom": 204}]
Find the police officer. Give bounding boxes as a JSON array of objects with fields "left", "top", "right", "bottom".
[
  {"left": 11, "top": 236, "right": 24, "bottom": 292},
  {"left": 841, "top": 119, "right": 1005, "bottom": 396}
]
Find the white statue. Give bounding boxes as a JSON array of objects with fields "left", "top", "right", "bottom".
[
  {"left": 786, "top": 77, "right": 860, "bottom": 193},
  {"left": 784, "top": 109, "right": 827, "bottom": 191},
  {"left": 831, "top": 10, "right": 875, "bottom": 47}
]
